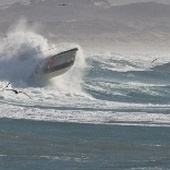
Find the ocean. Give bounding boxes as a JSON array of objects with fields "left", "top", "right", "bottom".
[{"left": 0, "top": 31, "right": 170, "bottom": 169}]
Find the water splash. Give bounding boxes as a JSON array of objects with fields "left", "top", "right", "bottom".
[
  {"left": 0, "top": 20, "right": 87, "bottom": 97},
  {"left": 50, "top": 45, "right": 87, "bottom": 96},
  {"left": 0, "top": 28, "right": 49, "bottom": 85}
]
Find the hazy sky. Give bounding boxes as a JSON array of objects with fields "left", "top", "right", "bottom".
[
  {"left": 1, "top": 0, "right": 170, "bottom": 6},
  {"left": 108, "top": 0, "right": 170, "bottom": 5},
  {"left": 0, "top": 0, "right": 28, "bottom": 6}
]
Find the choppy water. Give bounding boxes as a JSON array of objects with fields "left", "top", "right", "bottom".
[{"left": 0, "top": 30, "right": 170, "bottom": 169}]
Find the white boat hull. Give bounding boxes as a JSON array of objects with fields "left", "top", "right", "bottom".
[{"left": 29, "top": 48, "right": 78, "bottom": 83}]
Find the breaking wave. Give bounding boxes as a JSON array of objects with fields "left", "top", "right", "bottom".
[
  {"left": 0, "top": 20, "right": 86, "bottom": 96},
  {"left": 0, "top": 31, "right": 49, "bottom": 85},
  {"left": 0, "top": 20, "right": 170, "bottom": 127}
]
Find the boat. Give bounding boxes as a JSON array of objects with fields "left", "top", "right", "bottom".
[
  {"left": 43, "top": 48, "right": 78, "bottom": 78},
  {"left": 29, "top": 48, "right": 78, "bottom": 81}
]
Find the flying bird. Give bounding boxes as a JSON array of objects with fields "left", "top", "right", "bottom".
[
  {"left": 5, "top": 88, "right": 32, "bottom": 99},
  {"left": 1, "top": 82, "right": 32, "bottom": 99},
  {"left": 151, "top": 58, "right": 158, "bottom": 63},
  {"left": 1, "top": 82, "right": 10, "bottom": 91}
]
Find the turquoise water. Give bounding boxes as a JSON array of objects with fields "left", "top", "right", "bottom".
[
  {"left": 0, "top": 34, "right": 170, "bottom": 169},
  {"left": 0, "top": 118, "right": 170, "bottom": 170}
]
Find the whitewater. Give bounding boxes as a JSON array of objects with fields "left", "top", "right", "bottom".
[
  {"left": 0, "top": 29, "right": 170, "bottom": 127},
  {"left": 0, "top": 29, "right": 170, "bottom": 169}
]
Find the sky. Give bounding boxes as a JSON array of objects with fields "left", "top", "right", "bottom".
[
  {"left": 1, "top": 0, "right": 170, "bottom": 6},
  {"left": 0, "top": 0, "right": 27, "bottom": 6},
  {"left": 108, "top": 0, "right": 170, "bottom": 5}
]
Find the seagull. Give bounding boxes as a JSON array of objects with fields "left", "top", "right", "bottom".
[
  {"left": 1, "top": 82, "right": 32, "bottom": 99},
  {"left": 1, "top": 82, "right": 10, "bottom": 91},
  {"left": 151, "top": 58, "right": 158, "bottom": 63},
  {"left": 5, "top": 88, "right": 32, "bottom": 99}
]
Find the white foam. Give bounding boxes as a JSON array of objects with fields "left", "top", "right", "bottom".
[
  {"left": 0, "top": 99, "right": 170, "bottom": 127},
  {"left": 0, "top": 22, "right": 170, "bottom": 128},
  {"left": 50, "top": 45, "right": 88, "bottom": 97},
  {"left": 0, "top": 20, "right": 50, "bottom": 85},
  {"left": 0, "top": 20, "right": 87, "bottom": 95},
  {"left": 90, "top": 51, "right": 170, "bottom": 72}
]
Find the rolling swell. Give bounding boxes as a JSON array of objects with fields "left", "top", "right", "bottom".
[
  {"left": 85, "top": 53, "right": 170, "bottom": 104},
  {"left": 0, "top": 31, "right": 170, "bottom": 126}
]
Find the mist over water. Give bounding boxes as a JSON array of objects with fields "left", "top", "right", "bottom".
[
  {"left": 51, "top": 48, "right": 87, "bottom": 96},
  {"left": 0, "top": 20, "right": 86, "bottom": 95},
  {"left": 0, "top": 19, "right": 170, "bottom": 128},
  {"left": 0, "top": 20, "right": 48, "bottom": 85}
]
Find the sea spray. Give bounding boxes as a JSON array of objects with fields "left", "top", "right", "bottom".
[
  {"left": 0, "top": 31, "right": 50, "bottom": 85},
  {"left": 50, "top": 45, "right": 87, "bottom": 96},
  {"left": 0, "top": 20, "right": 87, "bottom": 96}
]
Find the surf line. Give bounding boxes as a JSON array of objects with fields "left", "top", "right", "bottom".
[{"left": 1, "top": 82, "right": 32, "bottom": 99}]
